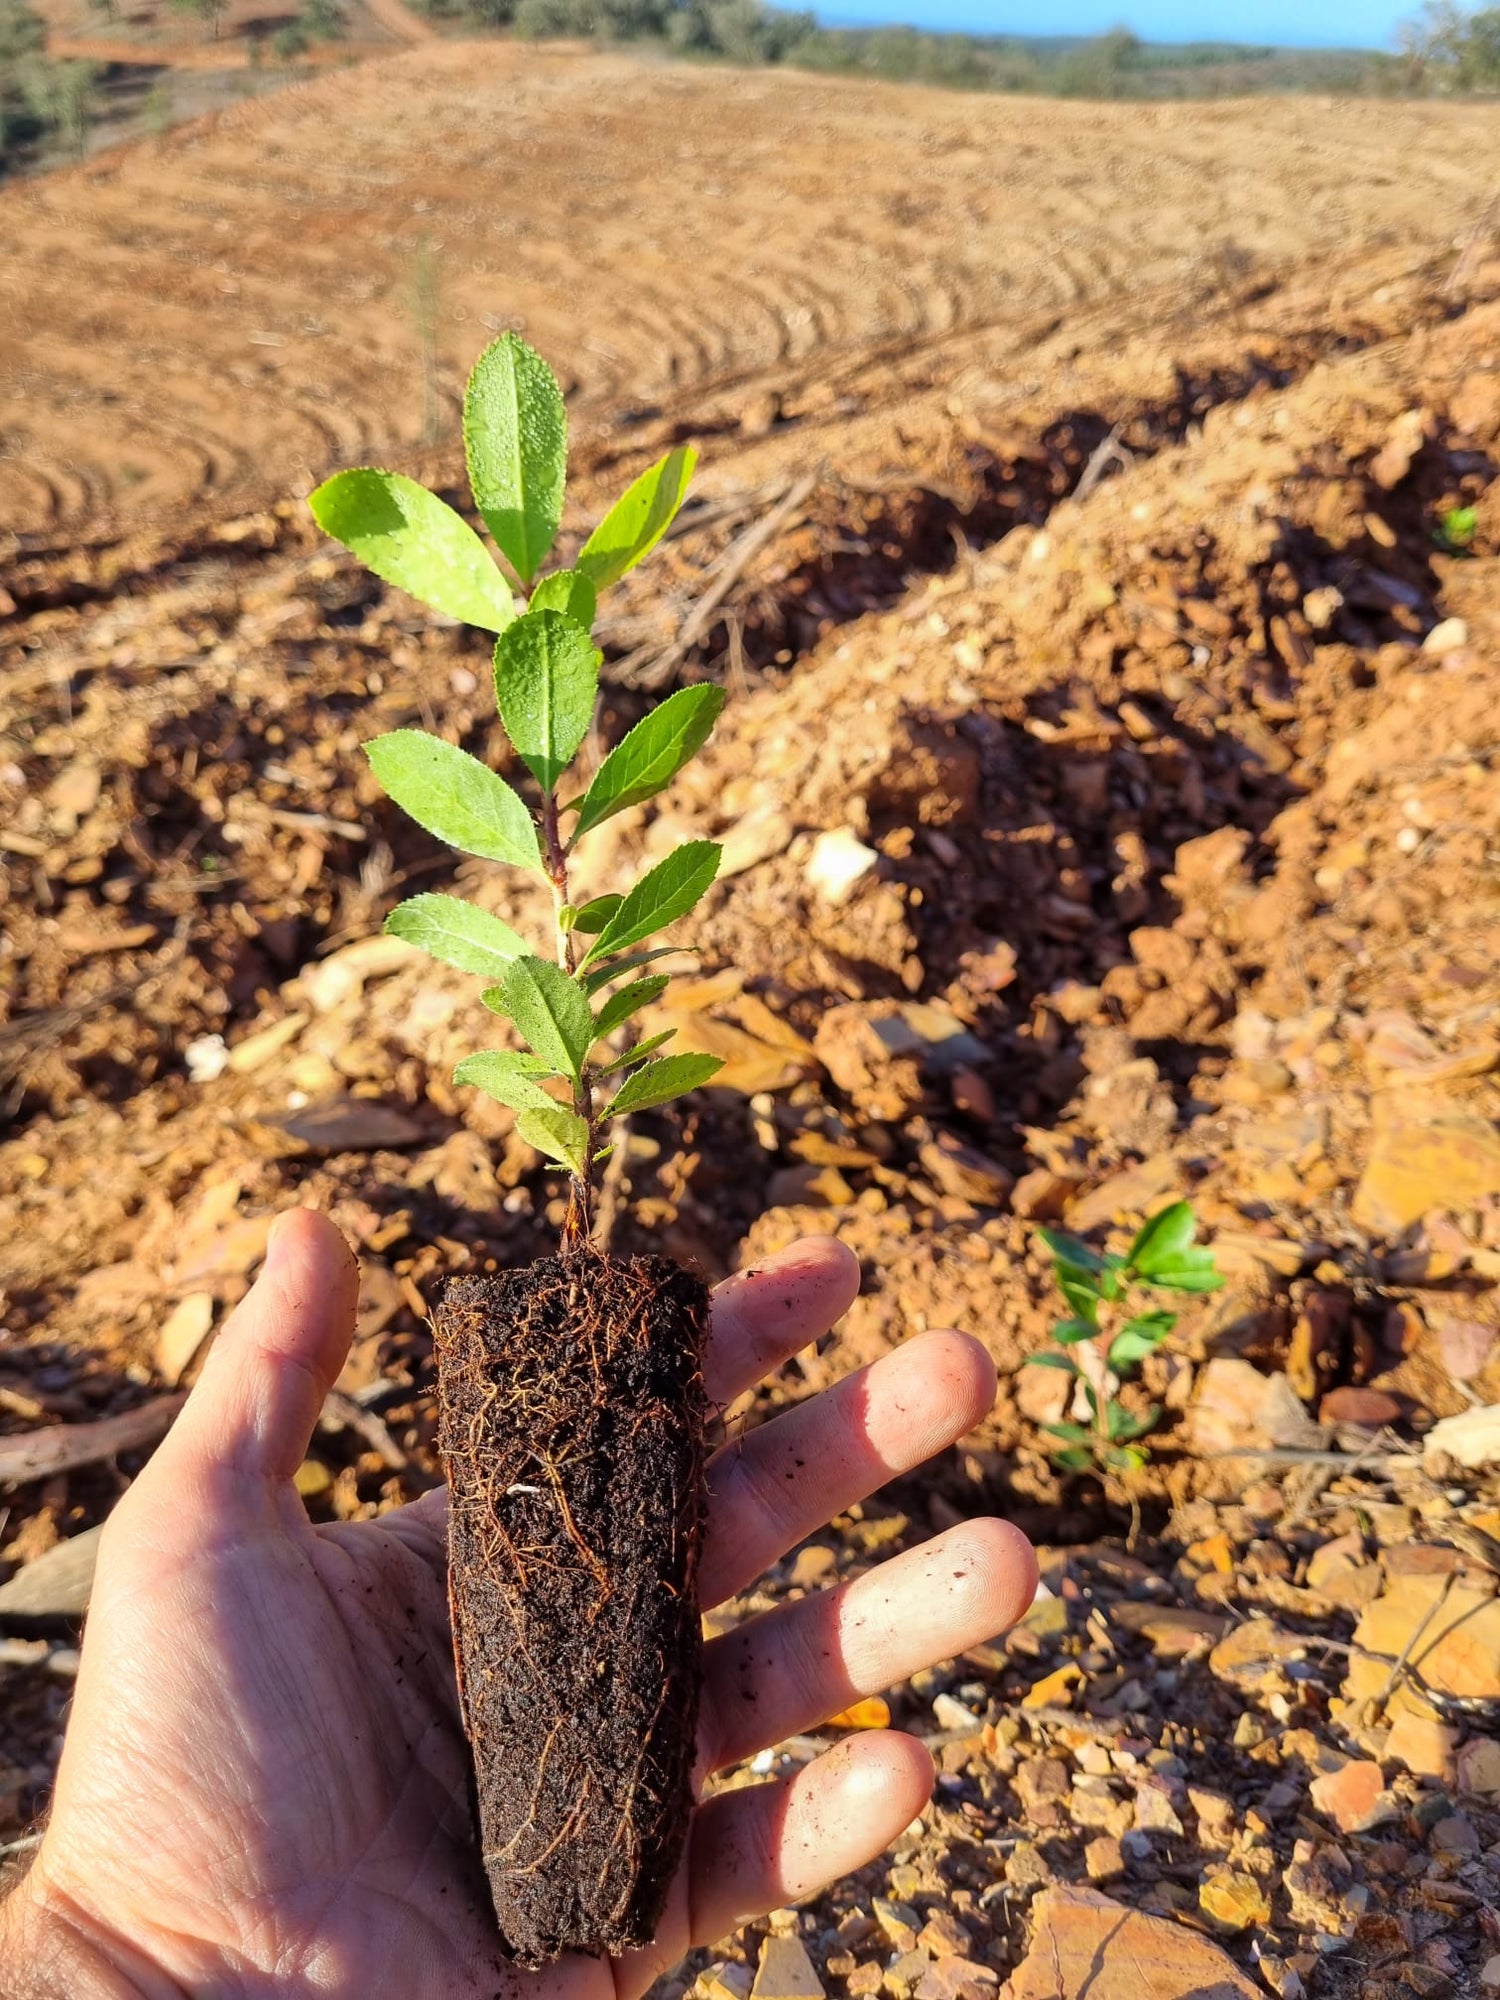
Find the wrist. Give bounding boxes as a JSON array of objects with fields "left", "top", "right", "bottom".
[{"left": 0, "top": 1869, "right": 182, "bottom": 2000}]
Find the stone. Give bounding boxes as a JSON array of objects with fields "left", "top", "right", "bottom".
[
  {"left": 1480, "top": 1957, "right": 1500, "bottom": 1990},
  {"left": 1198, "top": 1872, "right": 1271, "bottom": 1933},
  {"left": 1435, "top": 1316, "right": 1495, "bottom": 1384},
  {"left": 1421, "top": 618, "right": 1469, "bottom": 657},
  {"left": 916, "top": 1914, "right": 972, "bottom": 1959},
  {"left": 0, "top": 1525, "right": 104, "bottom": 1619},
  {"left": 705, "top": 1965, "right": 753, "bottom": 2000},
  {"left": 1423, "top": 1404, "right": 1500, "bottom": 1471},
  {"left": 847, "top": 1967, "right": 884, "bottom": 1999},
  {"left": 1005, "top": 1886, "right": 1259, "bottom": 2000},
  {"left": 806, "top": 828, "right": 879, "bottom": 905},
  {"left": 1355, "top": 1574, "right": 1500, "bottom": 1701},
  {"left": 1352, "top": 1116, "right": 1500, "bottom": 1237},
  {"left": 1384, "top": 1712, "right": 1458, "bottom": 1784},
  {"left": 1186, "top": 1359, "right": 1316, "bottom": 1457},
  {"left": 836, "top": 1914, "right": 877, "bottom": 1948},
  {"left": 873, "top": 1900, "right": 921, "bottom": 1954},
  {"left": 884, "top": 1952, "right": 931, "bottom": 2000},
  {"left": 1109, "top": 1602, "right": 1228, "bottom": 1657},
  {"left": 718, "top": 805, "right": 794, "bottom": 879},
  {"left": 1083, "top": 1835, "right": 1124, "bottom": 1882},
  {"left": 1207, "top": 1620, "right": 1306, "bottom": 1691},
  {"left": 1457, "top": 1736, "right": 1500, "bottom": 1795},
  {"left": 155, "top": 1291, "right": 215, "bottom": 1387},
  {"left": 915, "top": 1963, "right": 997, "bottom": 2000},
  {"left": 752, "top": 1936, "right": 825, "bottom": 2000},
  {"left": 1318, "top": 1386, "right": 1402, "bottom": 1429},
  {"left": 1003, "top": 1842, "right": 1053, "bottom": 1892},
  {"left": 932, "top": 1694, "right": 980, "bottom": 1733},
  {"left": 1308, "top": 1759, "right": 1396, "bottom": 1834},
  {"left": 277, "top": 1100, "right": 426, "bottom": 1153},
  {"left": 227, "top": 1013, "right": 308, "bottom": 1074},
  {"left": 917, "top": 1138, "right": 1012, "bottom": 1208},
  {"left": 790, "top": 1544, "right": 837, "bottom": 1588},
  {"left": 1429, "top": 1813, "right": 1479, "bottom": 1855},
  {"left": 1133, "top": 1780, "right": 1185, "bottom": 1836},
  {"left": 1022, "top": 1663, "right": 1082, "bottom": 1708}
]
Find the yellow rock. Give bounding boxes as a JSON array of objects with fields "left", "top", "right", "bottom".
[
  {"left": 828, "top": 1697, "right": 891, "bottom": 1730},
  {"left": 1351, "top": 1116, "right": 1500, "bottom": 1236},
  {"left": 1022, "top": 1663, "right": 1083, "bottom": 1709},
  {"left": 1199, "top": 1873, "right": 1271, "bottom": 1932},
  {"left": 1353, "top": 1574, "right": 1500, "bottom": 1701}
]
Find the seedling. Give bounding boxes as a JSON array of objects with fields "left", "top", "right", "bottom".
[
  {"left": 1435, "top": 503, "right": 1478, "bottom": 555},
  {"left": 1026, "top": 1201, "right": 1222, "bottom": 1476},
  {"left": 311, "top": 332, "right": 721, "bottom": 1244},
  {"left": 311, "top": 334, "right": 723, "bottom": 1967}
]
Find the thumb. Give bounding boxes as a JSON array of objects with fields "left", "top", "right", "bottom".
[{"left": 144, "top": 1207, "right": 359, "bottom": 1494}]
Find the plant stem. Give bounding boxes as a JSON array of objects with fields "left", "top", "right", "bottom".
[{"left": 541, "top": 790, "right": 597, "bottom": 1249}]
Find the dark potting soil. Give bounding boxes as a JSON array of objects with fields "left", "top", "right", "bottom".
[{"left": 436, "top": 1250, "right": 711, "bottom": 1967}]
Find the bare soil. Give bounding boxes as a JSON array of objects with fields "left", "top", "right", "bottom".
[{"left": 4, "top": 42, "right": 1500, "bottom": 2000}]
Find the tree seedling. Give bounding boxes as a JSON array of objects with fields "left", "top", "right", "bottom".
[
  {"left": 310, "top": 332, "right": 721, "bottom": 1242},
  {"left": 1435, "top": 503, "right": 1478, "bottom": 555},
  {"left": 310, "top": 334, "right": 728, "bottom": 1967},
  {"left": 1026, "top": 1201, "right": 1223, "bottom": 1476}
]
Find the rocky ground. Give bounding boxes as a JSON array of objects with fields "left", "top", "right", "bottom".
[{"left": 3, "top": 98, "right": 1500, "bottom": 2000}]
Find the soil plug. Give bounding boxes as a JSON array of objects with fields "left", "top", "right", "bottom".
[{"left": 311, "top": 335, "right": 721, "bottom": 1963}]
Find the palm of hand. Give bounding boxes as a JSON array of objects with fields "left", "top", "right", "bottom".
[{"left": 24, "top": 1215, "right": 1034, "bottom": 1999}]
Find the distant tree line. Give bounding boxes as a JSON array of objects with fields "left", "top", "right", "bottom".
[
  {"left": 0, "top": 0, "right": 99, "bottom": 174},
  {"left": 410, "top": 0, "right": 1404, "bottom": 96},
  {"left": 1399, "top": 2, "right": 1500, "bottom": 86}
]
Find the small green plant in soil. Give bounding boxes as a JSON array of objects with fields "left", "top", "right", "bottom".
[
  {"left": 1435, "top": 503, "right": 1479, "bottom": 554},
  {"left": 311, "top": 334, "right": 720, "bottom": 1967},
  {"left": 1026, "top": 1201, "right": 1222, "bottom": 1477}
]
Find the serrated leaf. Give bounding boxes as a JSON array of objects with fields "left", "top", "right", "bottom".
[
  {"left": 584, "top": 841, "right": 721, "bottom": 964},
  {"left": 571, "top": 895, "right": 622, "bottom": 936},
  {"left": 603, "top": 1051, "right": 724, "bottom": 1117},
  {"left": 493, "top": 956, "right": 594, "bottom": 1080},
  {"left": 1043, "top": 1421, "right": 1093, "bottom": 1446},
  {"left": 309, "top": 470, "right": 516, "bottom": 633},
  {"left": 1025, "top": 1353, "right": 1079, "bottom": 1374},
  {"left": 581, "top": 947, "right": 686, "bottom": 997},
  {"left": 464, "top": 333, "right": 566, "bottom": 584},
  {"left": 1037, "top": 1226, "right": 1104, "bottom": 1274},
  {"left": 516, "top": 1104, "right": 589, "bottom": 1177},
  {"left": 1053, "top": 1316, "right": 1097, "bottom": 1345},
  {"left": 597, "top": 1028, "right": 677, "bottom": 1075},
  {"left": 528, "top": 568, "right": 597, "bottom": 630},
  {"left": 492, "top": 609, "right": 600, "bottom": 792},
  {"left": 384, "top": 894, "right": 526, "bottom": 981},
  {"left": 453, "top": 1049, "right": 561, "bottom": 1113},
  {"left": 1127, "top": 1200, "right": 1198, "bottom": 1276},
  {"left": 571, "top": 685, "right": 726, "bottom": 839},
  {"left": 577, "top": 445, "right": 696, "bottom": 588},
  {"left": 592, "top": 973, "right": 670, "bottom": 1042},
  {"left": 365, "top": 732, "right": 540, "bottom": 870}
]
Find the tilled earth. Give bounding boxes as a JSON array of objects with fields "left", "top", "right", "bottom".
[{"left": 4, "top": 57, "right": 1500, "bottom": 2000}]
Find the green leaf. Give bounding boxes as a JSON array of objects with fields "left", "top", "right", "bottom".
[
  {"left": 571, "top": 895, "right": 622, "bottom": 935},
  {"left": 584, "top": 841, "right": 721, "bottom": 964},
  {"left": 570, "top": 685, "right": 726, "bottom": 839},
  {"left": 1107, "top": 1328, "right": 1164, "bottom": 1369},
  {"left": 1103, "top": 1444, "right": 1150, "bottom": 1474},
  {"left": 581, "top": 947, "right": 687, "bottom": 997},
  {"left": 453, "top": 1049, "right": 562, "bottom": 1113},
  {"left": 1052, "top": 1317, "right": 1097, "bottom": 1345},
  {"left": 1120, "top": 1309, "right": 1177, "bottom": 1340},
  {"left": 516, "top": 1104, "right": 590, "bottom": 1177},
  {"left": 592, "top": 973, "right": 670, "bottom": 1042},
  {"left": 1127, "top": 1201, "right": 1197, "bottom": 1276},
  {"left": 577, "top": 445, "right": 696, "bottom": 588},
  {"left": 603, "top": 1051, "right": 724, "bottom": 1118},
  {"left": 463, "top": 333, "right": 567, "bottom": 585},
  {"left": 365, "top": 732, "right": 540, "bottom": 870},
  {"left": 1057, "top": 1274, "right": 1100, "bottom": 1326},
  {"left": 1107, "top": 1402, "right": 1160, "bottom": 1444},
  {"left": 492, "top": 609, "right": 600, "bottom": 792},
  {"left": 597, "top": 1028, "right": 677, "bottom": 1075},
  {"left": 384, "top": 893, "right": 526, "bottom": 981},
  {"left": 1052, "top": 1445, "right": 1096, "bottom": 1473},
  {"left": 1043, "top": 1421, "right": 1093, "bottom": 1446},
  {"left": 1143, "top": 1265, "right": 1225, "bottom": 1295},
  {"left": 1037, "top": 1227, "right": 1103, "bottom": 1274},
  {"left": 492, "top": 956, "right": 594, "bottom": 1081},
  {"left": 309, "top": 470, "right": 516, "bottom": 633},
  {"left": 1024, "top": 1353, "right": 1079, "bottom": 1374},
  {"left": 528, "top": 568, "right": 597, "bottom": 629}
]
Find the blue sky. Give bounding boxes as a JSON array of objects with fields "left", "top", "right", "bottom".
[{"left": 801, "top": 0, "right": 1410, "bottom": 47}]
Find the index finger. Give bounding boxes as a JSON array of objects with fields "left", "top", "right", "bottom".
[{"left": 705, "top": 1237, "right": 862, "bottom": 1405}]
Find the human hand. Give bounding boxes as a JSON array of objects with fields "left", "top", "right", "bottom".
[{"left": 0, "top": 1210, "right": 1036, "bottom": 1998}]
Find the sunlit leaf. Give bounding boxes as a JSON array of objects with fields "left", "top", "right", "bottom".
[
  {"left": 309, "top": 470, "right": 515, "bottom": 632},
  {"left": 591, "top": 973, "right": 670, "bottom": 1042},
  {"left": 464, "top": 332, "right": 566, "bottom": 584},
  {"left": 493, "top": 608, "right": 600, "bottom": 792},
  {"left": 516, "top": 1104, "right": 589, "bottom": 1178},
  {"left": 491, "top": 956, "right": 594, "bottom": 1080},
  {"left": 384, "top": 894, "right": 526, "bottom": 980},
  {"left": 453, "top": 1049, "right": 561, "bottom": 1113},
  {"left": 1127, "top": 1201, "right": 1197, "bottom": 1276},
  {"left": 602, "top": 1051, "right": 724, "bottom": 1118},
  {"left": 577, "top": 446, "right": 696, "bottom": 588},
  {"left": 570, "top": 685, "right": 725, "bottom": 839},
  {"left": 365, "top": 732, "right": 540, "bottom": 870},
  {"left": 528, "top": 567, "right": 597, "bottom": 629},
  {"left": 583, "top": 841, "right": 721, "bottom": 962}
]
